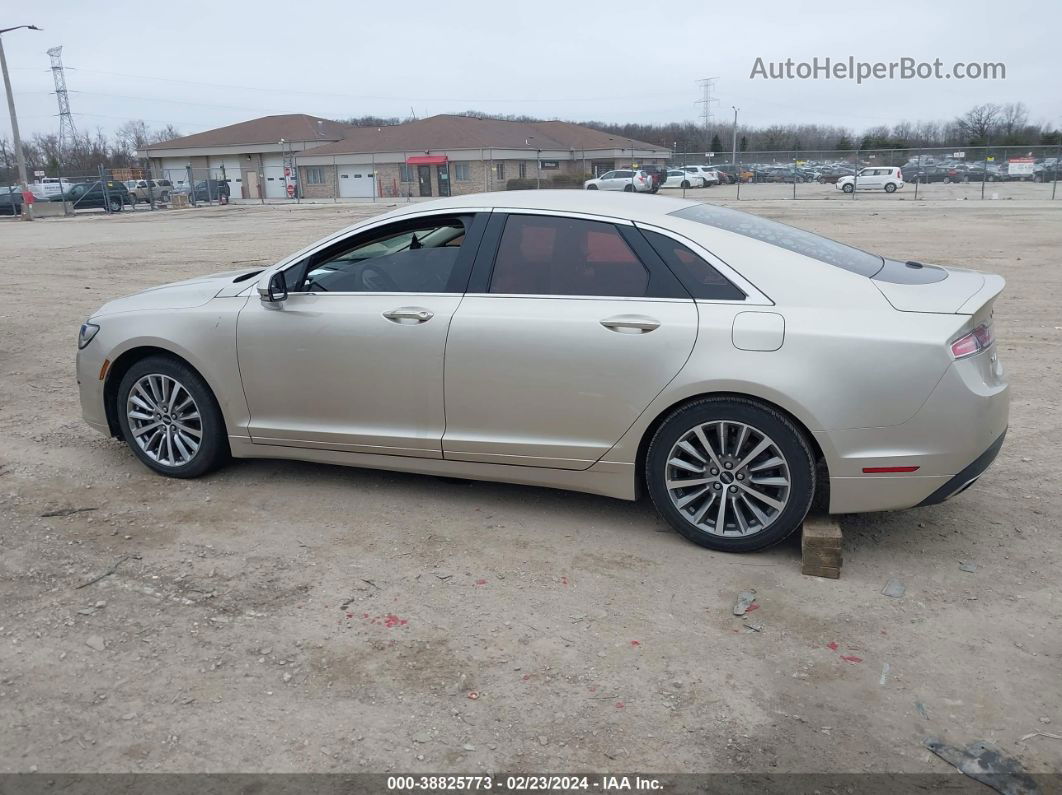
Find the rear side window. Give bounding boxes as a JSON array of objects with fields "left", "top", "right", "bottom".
[
  {"left": 669, "top": 203, "right": 883, "bottom": 277},
  {"left": 489, "top": 215, "right": 649, "bottom": 297},
  {"left": 642, "top": 231, "right": 745, "bottom": 301}
]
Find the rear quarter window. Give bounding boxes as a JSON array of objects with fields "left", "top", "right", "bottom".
[{"left": 669, "top": 203, "right": 883, "bottom": 277}]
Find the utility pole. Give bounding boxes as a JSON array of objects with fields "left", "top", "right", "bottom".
[
  {"left": 696, "top": 77, "right": 719, "bottom": 159},
  {"left": 731, "top": 106, "right": 740, "bottom": 200},
  {"left": 0, "top": 24, "right": 43, "bottom": 220}
]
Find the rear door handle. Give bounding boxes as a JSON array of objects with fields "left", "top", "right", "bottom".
[
  {"left": 600, "top": 315, "right": 660, "bottom": 333},
  {"left": 382, "top": 307, "right": 434, "bottom": 323}
]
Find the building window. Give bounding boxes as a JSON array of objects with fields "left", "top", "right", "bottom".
[
  {"left": 518, "top": 162, "right": 527, "bottom": 179},
  {"left": 454, "top": 162, "right": 471, "bottom": 181},
  {"left": 306, "top": 167, "right": 325, "bottom": 185},
  {"left": 399, "top": 165, "right": 414, "bottom": 182},
  {"left": 495, "top": 162, "right": 505, "bottom": 181}
]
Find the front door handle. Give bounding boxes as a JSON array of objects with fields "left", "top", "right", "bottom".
[
  {"left": 600, "top": 315, "right": 660, "bottom": 333},
  {"left": 382, "top": 307, "right": 434, "bottom": 324}
]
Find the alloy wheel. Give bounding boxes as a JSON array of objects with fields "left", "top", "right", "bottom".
[
  {"left": 664, "top": 420, "right": 791, "bottom": 537},
  {"left": 126, "top": 374, "right": 202, "bottom": 467}
]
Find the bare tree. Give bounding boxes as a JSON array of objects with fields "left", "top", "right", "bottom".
[{"left": 956, "top": 103, "right": 1001, "bottom": 144}]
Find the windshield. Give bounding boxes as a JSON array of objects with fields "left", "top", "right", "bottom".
[{"left": 669, "top": 203, "right": 883, "bottom": 277}]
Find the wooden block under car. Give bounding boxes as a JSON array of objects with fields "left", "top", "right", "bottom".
[{"left": 801, "top": 515, "right": 843, "bottom": 578}]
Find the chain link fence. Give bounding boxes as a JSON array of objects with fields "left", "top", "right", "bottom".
[{"left": 670, "top": 144, "right": 1062, "bottom": 200}]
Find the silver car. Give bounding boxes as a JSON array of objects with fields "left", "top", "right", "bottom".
[{"left": 76, "top": 192, "right": 1008, "bottom": 552}]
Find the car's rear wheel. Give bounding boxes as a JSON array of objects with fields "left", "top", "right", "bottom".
[
  {"left": 116, "top": 355, "right": 228, "bottom": 479},
  {"left": 842, "top": 183, "right": 854, "bottom": 193},
  {"left": 884, "top": 182, "right": 897, "bottom": 193},
  {"left": 623, "top": 184, "right": 634, "bottom": 192},
  {"left": 646, "top": 398, "right": 815, "bottom": 553}
]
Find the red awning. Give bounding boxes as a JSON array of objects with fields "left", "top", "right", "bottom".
[{"left": 406, "top": 155, "right": 448, "bottom": 165}]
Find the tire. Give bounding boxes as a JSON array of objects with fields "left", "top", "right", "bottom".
[
  {"left": 884, "top": 182, "right": 897, "bottom": 193},
  {"left": 680, "top": 180, "right": 690, "bottom": 189},
  {"left": 586, "top": 184, "right": 598, "bottom": 190},
  {"left": 623, "top": 184, "right": 634, "bottom": 192},
  {"left": 161, "top": 191, "right": 170, "bottom": 201},
  {"left": 646, "top": 397, "right": 815, "bottom": 553},
  {"left": 943, "top": 177, "right": 952, "bottom": 184},
  {"left": 842, "top": 183, "right": 854, "bottom": 193},
  {"left": 116, "top": 355, "right": 229, "bottom": 479},
  {"left": 108, "top": 197, "right": 122, "bottom": 212}
]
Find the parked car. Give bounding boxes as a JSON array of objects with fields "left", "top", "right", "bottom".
[
  {"left": 835, "top": 167, "right": 905, "bottom": 193},
  {"left": 76, "top": 191, "right": 1007, "bottom": 553},
  {"left": 0, "top": 188, "right": 23, "bottom": 216},
  {"left": 124, "top": 179, "right": 172, "bottom": 204},
  {"left": 765, "top": 166, "right": 810, "bottom": 183},
  {"left": 188, "top": 179, "right": 231, "bottom": 202},
  {"left": 636, "top": 165, "right": 667, "bottom": 193},
  {"left": 815, "top": 167, "right": 855, "bottom": 184},
  {"left": 660, "top": 169, "right": 702, "bottom": 189},
  {"left": 711, "top": 164, "right": 751, "bottom": 183},
  {"left": 51, "top": 180, "right": 132, "bottom": 212},
  {"left": 683, "top": 166, "right": 719, "bottom": 186},
  {"left": 28, "top": 177, "right": 73, "bottom": 200},
  {"left": 583, "top": 170, "right": 654, "bottom": 192}
]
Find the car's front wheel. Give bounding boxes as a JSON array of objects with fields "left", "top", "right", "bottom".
[
  {"left": 842, "top": 183, "right": 854, "bottom": 193},
  {"left": 646, "top": 397, "right": 815, "bottom": 552},
  {"left": 116, "top": 355, "right": 228, "bottom": 478},
  {"left": 585, "top": 184, "right": 598, "bottom": 190}
]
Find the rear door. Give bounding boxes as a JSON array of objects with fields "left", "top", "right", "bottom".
[{"left": 442, "top": 211, "right": 698, "bottom": 469}]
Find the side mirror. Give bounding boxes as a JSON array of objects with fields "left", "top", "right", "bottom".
[{"left": 258, "top": 271, "right": 288, "bottom": 303}]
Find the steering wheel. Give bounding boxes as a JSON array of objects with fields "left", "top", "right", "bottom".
[{"left": 360, "top": 266, "right": 399, "bottom": 292}]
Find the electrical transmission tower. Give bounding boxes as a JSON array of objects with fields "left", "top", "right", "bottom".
[
  {"left": 696, "top": 77, "right": 719, "bottom": 155},
  {"left": 47, "top": 46, "right": 77, "bottom": 153}
]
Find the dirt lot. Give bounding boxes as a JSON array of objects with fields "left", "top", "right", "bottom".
[{"left": 0, "top": 199, "right": 1059, "bottom": 776}]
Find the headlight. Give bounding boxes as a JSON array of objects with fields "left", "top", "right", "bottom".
[{"left": 78, "top": 322, "right": 100, "bottom": 349}]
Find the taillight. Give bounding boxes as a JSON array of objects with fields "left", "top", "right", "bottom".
[{"left": 951, "top": 323, "right": 994, "bottom": 359}]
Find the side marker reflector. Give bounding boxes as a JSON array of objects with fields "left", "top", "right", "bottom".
[
  {"left": 862, "top": 466, "right": 920, "bottom": 473},
  {"left": 98, "top": 359, "right": 111, "bottom": 381}
]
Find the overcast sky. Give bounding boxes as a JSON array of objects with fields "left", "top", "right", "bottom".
[{"left": 2, "top": 0, "right": 1060, "bottom": 141}]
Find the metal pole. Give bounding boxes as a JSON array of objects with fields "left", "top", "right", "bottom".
[
  {"left": 536, "top": 149, "right": 541, "bottom": 190},
  {"left": 913, "top": 149, "right": 921, "bottom": 201},
  {"left": 1053, "top": 139, "right": 1060, "bottom": 200},
  {"left": 371, "top": 151, "right": 376, "bottom": 203},
  {"left": 0, "top": 34, "right": 34, "bottom": 220},
  {"left": 99, "top": 164, "right": 111, "bottom": 213},
  {"left": 852, "top": 149, "right": 859, "bottom": 199},
  {"left": 792, "top": 149, "right": 797, "bottom": 200},
  {"left": 981, "top": 142, "right": 989, "bottom": 200},
  {"left": 731, "top": 107, "right": 738, "bottom": 200},
  {"left": 292, "top": 142, "right": 300, "bottom": 204},
  {"left": 187, "top": 165, "right": 196, "bottom": 207},
  {"left": 333, "top": 156, "right": 338, "bottom": 203},
  {"left": 147, "top": 159, "right": 156, "bottom": 210}
]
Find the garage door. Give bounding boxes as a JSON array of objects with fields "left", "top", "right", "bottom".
[
  {"left": 216, "top": 158, "right": 244, "bottom": 198},
  {"left": 337, "top": 167, "right": 375, "bottom": 198}
]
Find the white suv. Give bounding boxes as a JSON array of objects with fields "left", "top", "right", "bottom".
[
  {"left": 836, "top": 167, "right": 904, "bottom": 193},
  {"left": 584, "top": 169, "right": 653, "bottom": 192}
]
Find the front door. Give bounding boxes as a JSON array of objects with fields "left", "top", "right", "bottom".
[
  {"left": 436, "top": 164, "right": 451, "bottom": 197},
  {"left": 244, "top": 171, "right": 259, "bottom": 199},
  {"left": 443, "top": 213, "right": 698, "bottom": 469},
  {"left": 236, "top": 212, "right": 483, "bottom": 457},
  {"left": 417, "top": 165, "right": 432, "bottom": 196}
]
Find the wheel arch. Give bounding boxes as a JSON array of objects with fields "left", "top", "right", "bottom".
[
  {"left": 103, "top": 345, "right": 218, "bottom": 438},
  {"left": 632, "top": 391, "right": 829, "bottom": 507}
]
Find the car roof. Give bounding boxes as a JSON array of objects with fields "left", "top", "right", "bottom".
[{"left": 383, "top": 189, "right": 700, "bottom": 225}]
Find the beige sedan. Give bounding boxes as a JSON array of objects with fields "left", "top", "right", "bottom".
[{"left": 76, "top": 191, "right": 1008, "bottom": 552}]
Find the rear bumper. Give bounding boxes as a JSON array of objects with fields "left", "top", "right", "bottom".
[
  {"left": 818, "top": 351, "right": 1008, "bottom": 513},
  {"left": 916, "top": 429, "right": 1005, "bottom": 507}
]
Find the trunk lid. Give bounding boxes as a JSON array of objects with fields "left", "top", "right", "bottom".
[{"left": 873, "top": 261, "right": 1004, "bottom": 314}]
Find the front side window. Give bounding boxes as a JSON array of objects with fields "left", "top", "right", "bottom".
[
  {"left": 290, "top": 216, "right": 470, "bottom": 294},
  {"left": 489, "top": 215, "right": 649, "bottom": 297},
  {"left": 669, "top": 203, "right": 883, "bottom": 277},
  {"left": 495, "top": 162, "right": 505, "bottom": 180},
  {"left": 399, "top": 165, "right": 414, "bottom": 182}
]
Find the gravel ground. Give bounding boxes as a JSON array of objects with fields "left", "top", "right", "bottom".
[{"left": 0, "top": 199, "right": 1059, "bottom": 775}]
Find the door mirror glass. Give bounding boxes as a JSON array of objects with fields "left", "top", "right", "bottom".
[{"left": 259, "top": 271, "right": 288, "bottom": 303}]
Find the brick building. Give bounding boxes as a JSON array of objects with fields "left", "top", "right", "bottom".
[{"left": 142, "top": 113, "right": 669, "bottom": 200}]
